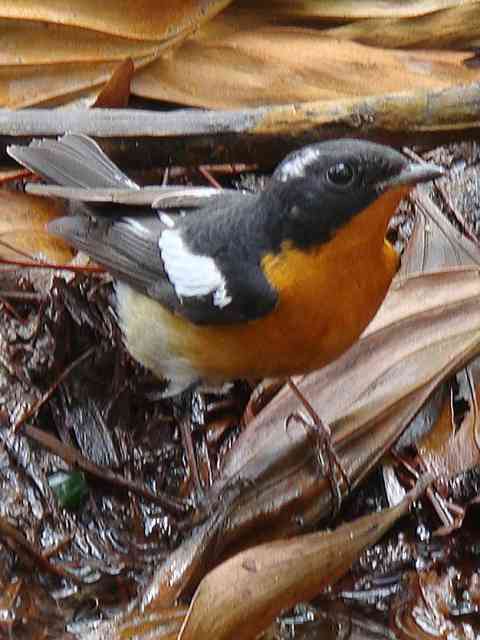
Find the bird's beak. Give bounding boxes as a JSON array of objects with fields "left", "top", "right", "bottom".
[{"left": 386, "top": 162, "right": 445, "bottom": 188}]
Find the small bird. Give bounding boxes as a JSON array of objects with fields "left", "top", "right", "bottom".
[{"left": 8, "top": 135, "right": 443, "bottom": 396}]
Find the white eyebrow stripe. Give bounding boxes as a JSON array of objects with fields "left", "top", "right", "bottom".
[
  {"left": 158, "top": 229, "right": 232, "bottom": 308},
  {"left": 275, "top": 147, "right": 322, "bottom": 182}
]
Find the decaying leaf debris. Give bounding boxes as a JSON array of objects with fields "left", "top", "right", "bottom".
[{"left": 1, "top": 141, "right": 480, "bottom": 640}]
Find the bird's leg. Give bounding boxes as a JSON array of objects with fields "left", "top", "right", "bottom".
[
  {"left": 286, "top": 378, "right": 350, "bottom": 516},
  {"left": 172, "top": 388, "right": 207, "bottom": 509}
]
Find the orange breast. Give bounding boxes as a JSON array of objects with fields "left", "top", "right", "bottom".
[{"left": 156, "top": 187, "right": 404, "bottom": 381}]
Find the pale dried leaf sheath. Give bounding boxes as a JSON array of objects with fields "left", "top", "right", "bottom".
[{"left": 0, "top": 0, "right": 232, "bottom": 107}]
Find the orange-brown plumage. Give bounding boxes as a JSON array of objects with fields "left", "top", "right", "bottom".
[{"left": 118, "top": 187, "right": 405, "bottom": 382}]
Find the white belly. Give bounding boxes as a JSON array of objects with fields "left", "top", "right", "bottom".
[{"left": 114, "top": 282, "right": 200, "bottom": 395}]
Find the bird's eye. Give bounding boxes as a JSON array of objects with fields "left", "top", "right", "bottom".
[{"left": 327, "top": 162, "right": 355, "bottom": 186}]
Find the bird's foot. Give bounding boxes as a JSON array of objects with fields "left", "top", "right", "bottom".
[{"left": 286, "top": 378, "right": 350, "bottom": 517}]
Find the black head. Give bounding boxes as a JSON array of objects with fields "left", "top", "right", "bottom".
[{"left": 263, "top": 139, "right": 443, "bottom": 250}]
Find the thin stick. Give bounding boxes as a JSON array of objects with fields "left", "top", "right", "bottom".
[
  {"left": 0, "top": 516, "right": 83, "bottom": 584},
  {"left": 12, "top": 346, "right": 97, "bottom": 434},
  {"left": 198, "top": 166, "right": 222, "bottom": 190},
  {"left": 20, "top": 424, "right": 186, "bottom": 515}
]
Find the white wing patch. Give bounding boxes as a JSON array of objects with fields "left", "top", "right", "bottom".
[
  {"left": 124, "top": 217, "right": 151, "bottom": 234},
  {"left": 159, "top": 213, "right": 175, "bottom": 228},
  {"left": 158, "top": 229, "right": 232, "bottom": 308}
]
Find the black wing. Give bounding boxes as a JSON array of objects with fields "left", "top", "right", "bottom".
[
  {"left": 48, "top": 206, "right": 278, "bottom": 325},
  {"left": 8, "top": 135, "right": 278, "bottom": 325}
]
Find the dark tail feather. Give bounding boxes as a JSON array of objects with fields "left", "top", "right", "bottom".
[{"left": 7, "top": 134, "right": 138, "bottom": 190}]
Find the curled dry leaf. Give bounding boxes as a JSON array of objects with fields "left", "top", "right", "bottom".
[
  {"left": 321, "top": 4, "right": 480, "bottom": 50},
  {"left": 416, "top": 360, "right": 480, "bottom": 482},
  {"left": 1, "top": 1, "right": 478, "bottom": 109},
  {"left": 93, "top": 58, "right": 134, "bottom": 108},
  {"left": 236, "top": 1, "right": 480, "bottom": 50},
  {"left": 132, "top": 266, "right": 480, "bottom": 618},
  {"left": 132, "top": 22, "right": 480, "bottom": 108},
  {"left": 0, "top": 56, "right": 157, "bottom": 109},
  {"left": 239, "top": 0, "right": 480, "bottom": 21},
  {"left": 0, "top": 0, "right": 232, "bottom": 107},
  {"left": 0, "top": 0, "right": 231, "bottom": 40},
  {"left": 179, "top": 480, "right": 430, "bottom": 640},
  {"left": 0, "top": 191, "right": 72, "bottom": 263},
  {"left": 0, "top": 19, "right": 167, "bottom": 65}
]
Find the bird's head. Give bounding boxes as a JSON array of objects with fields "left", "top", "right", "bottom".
[{"left": 265, "top": 139, "right": 444, "bottom": 250}]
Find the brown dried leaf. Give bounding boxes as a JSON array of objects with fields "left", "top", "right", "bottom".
[
  {"left": 321, "top": 4, "right": 480, "bottom": 49},
  {"left": 179, "top": 480, "right": 429, "bottom": 640},
  {"left": 93, "top": 58, "right": 134, "bottom": 108},
  {"left": 0, "top": 191, "right": 72, "bottom": 262},
  {"left": 0, "top": 19, "right": 166, "bottom": 65},
  {"left": 416, "top": 391, "right": 455, "bottom": 455},
  {"left": 403, "top": 185, "right": 480, "bottom": 275},
  {"left": 0, "top": 56, "right": 155, "bottom": 109},
  {"left": 417, "top": 361, "right": 480, "bottom": 480},
  {"left": 138, "top": 268, "right": 480, "bottom": 614},
  {"left": 246, "top": 0, "right": 479, "bottom": 21},
  {"left": 1, "top": 1, "right": 477, "bottom": 110},
  {"left": 238, "top": 1, "right": 480, "bottom": 50},
  {"left": 132, "top": 23, "right": 480, "bottom": 108},
  {"left": 0, "top": 0, "right": 232, "bottom": 107},
  {"left": 0, "top": 0, "right": 231, "bottom": 40}
]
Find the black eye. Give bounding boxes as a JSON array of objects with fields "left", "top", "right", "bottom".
[{"left": 327, "top": 162, "right": 355, "bottom": 186}]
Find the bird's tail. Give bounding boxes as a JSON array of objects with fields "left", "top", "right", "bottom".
[{"left": 7, "top": 134, "right": 138, "bottom": 190}]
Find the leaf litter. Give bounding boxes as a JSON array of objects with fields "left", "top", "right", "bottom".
[{"left": 0, "top": 139, "right": 480, "bottom": 639}]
